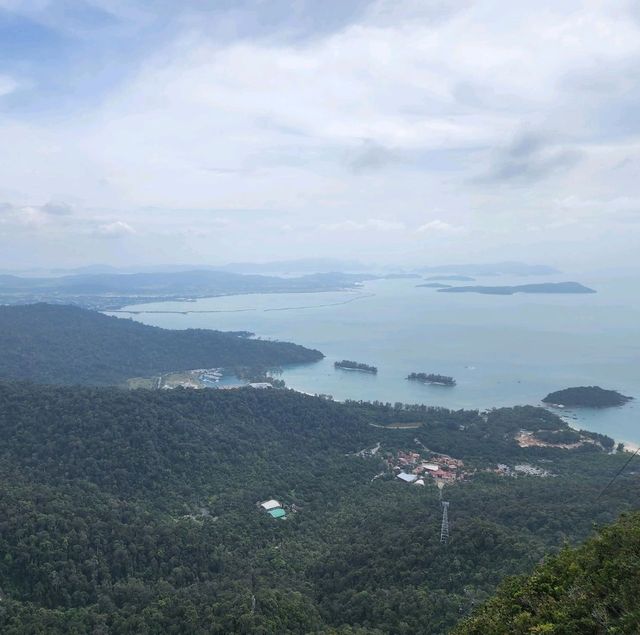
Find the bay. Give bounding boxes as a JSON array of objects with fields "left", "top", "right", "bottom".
[{"left": 112, "top": 273, "right": 640, "bottom": 445}]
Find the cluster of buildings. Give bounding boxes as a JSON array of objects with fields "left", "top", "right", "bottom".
[
  {"left": 197, "top": 368, "right": 223, "bottom": 384},
  {"left": 383, "top": 447, "right": 555, "bottom": 486},
  {"left": 514, "top": 463, "right": 551, "bottom": 477},
  {"left": 258, "top": 499, "right": 287, "bottom": 519},
  {"left": 158, "top": 368, "right": 223, "bottom": 390},
  {"left": 157, "top": 368, "right": 275, "bottom": 391},
  {"left": 390, "top": 450, "right": 467, "bottom": 485},
  {"left": 494, "top": 463, "right": 552, "bottom": 477}
]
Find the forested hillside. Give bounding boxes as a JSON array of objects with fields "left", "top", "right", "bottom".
[
  {"left": 456, "top": 511, "right": 640, "bottom": 634},
  {"left": 0, "top": 383, "right": 637, "bottom": 634},
  {"left": 0, "top": 304, "right": 323, "bottom": 385}
]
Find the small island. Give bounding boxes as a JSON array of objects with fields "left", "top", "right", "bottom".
[
  {"left": 543, "top": 386, "right": 632, "bottom": 408},
  {"left": 438, "top": 282, "right": 596, "bottom": 295},
  {"left": 334, "top": 360, "right": 378, "bottom": 374},
  {"left": 407, "top": 372, "right": 456, "bottom": 386}
]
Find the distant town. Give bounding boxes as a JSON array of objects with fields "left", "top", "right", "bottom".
[{"left": 127, "top": 368, "right": 277, "bottom": 390}]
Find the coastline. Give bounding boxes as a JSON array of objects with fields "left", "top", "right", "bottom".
[
  {"left": 108, "top": 290, "right": 372, "bottom": 315},
  {"left": 117, "top": 277, "right": 640, "bottom": 445},
  {"left": 551, "top": 406, "right": 638, "bottom": 452}
]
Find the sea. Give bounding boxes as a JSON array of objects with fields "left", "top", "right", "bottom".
[{"left": 111, "top": 271, "right": 640, "bottom": 445}]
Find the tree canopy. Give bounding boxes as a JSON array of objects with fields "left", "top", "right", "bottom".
[{"left": 0, "top": 382, "right": 637, "bottom": 633}]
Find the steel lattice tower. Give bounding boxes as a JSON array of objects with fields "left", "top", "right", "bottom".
[{"left": 440, "top": 501, "right": 450, "bottom": 544}]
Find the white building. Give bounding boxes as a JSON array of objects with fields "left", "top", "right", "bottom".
[
  {"left": 260, "top": 499, "right": 282, "bottom": 511},
  {"left": 397, "top": 472, "right": 418, "bottom": 483}
]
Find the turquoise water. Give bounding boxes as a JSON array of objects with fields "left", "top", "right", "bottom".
[{"left": 112, "top": 273, "right": 640, "bottom": 445}]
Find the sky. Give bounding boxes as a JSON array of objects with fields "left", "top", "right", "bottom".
[{"left": 0, "top": 0, "right": 639, "bottom": 270}]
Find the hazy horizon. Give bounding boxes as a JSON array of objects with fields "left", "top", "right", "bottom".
[{"left": 1, "top": 1, "right": 639, "bottom": 270}]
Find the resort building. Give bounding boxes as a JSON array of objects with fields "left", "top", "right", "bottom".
[
  {"left": 397, "top": 472, "right": 418, "bottom": 483},
  {"left": 260, "top": 499, "right": 282, "bottom": 511}
]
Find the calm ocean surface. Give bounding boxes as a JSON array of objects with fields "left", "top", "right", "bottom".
[{"left": 113, "top": 273, "right": 640, "bottom": 445}]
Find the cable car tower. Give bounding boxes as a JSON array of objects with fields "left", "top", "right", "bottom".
[{"left": 440, "top": 501, "right": 450, "bottom": 545}]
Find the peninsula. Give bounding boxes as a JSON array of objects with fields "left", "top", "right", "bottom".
[
  {"left": 416, "top": 283, "right": 452, "bottom": 289},
  {"left": 438, "top": 281, "right": 596, "bottom": 295},
  {"left": 334, "top": 360, "right": 378, "bottom": 374},
  {"left": 0, "top": 304, "right": 324, "bottom": 386},
  {"left": 543, "top": 386, "right": 632, "bottom": 408},
  {"left": 423, "top": 275, "right": 475, "bottom": 282},
  {"left": 407, "top": 372, "right": 456, "bottom": 386}
]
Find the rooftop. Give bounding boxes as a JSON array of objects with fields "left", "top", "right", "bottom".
[
  {"left": 397, "top": 472, "right": 418, "bottom": 483},
  {"left": 260, "top": 499, "right": 281, "bottom": 510}
]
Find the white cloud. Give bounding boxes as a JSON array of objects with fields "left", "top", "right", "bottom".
[
  {"left": 8, "top": 206, "right": 47, "bottom": 228},
  {"left": 92, "top": 220, "right": 135, "bottom": 238},
  {"left": 416, "top": 220, "right": 463, "bottom": 234},
  {"left": 0, "top": 201, "right": 75, "bottom": 229},
  {"left": 1, "top": 1, "right": 640, "bottom": 266},
  {"left": 0, "top": 75, "right": 18, "bottom": 97},
  {"left": 555, "top": 194, "right": 640, "bottom": 213},
  {"left": 320, "top": 218, "right": 405, "bottom": 232},
  {"left": 368, "top": 218, "right": 406, "bottom": 231}
]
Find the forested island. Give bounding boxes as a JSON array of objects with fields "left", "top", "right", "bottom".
[
  {"left": 543, "top": 386, "right": 633, "bottom": 408},
  {"left": 0, "top": 383, "right": 635, "bottom": 633},
  {"left": 0, "top": 303, "right": 323, "bottom": 385},
  {"left": 334, "top": 359, "right": 378, "bottom": 373},
  {"left": 407, "top": 372, "right": 456, "bottom": 386},
  {"left": 438, "top": 281, "right": 596, "bottom": 295}
]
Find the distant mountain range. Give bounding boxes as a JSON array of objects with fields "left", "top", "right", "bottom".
[
  {"left": 419, "top": 261, "right": 560, "bottom": 276},
  {"left": 0, "top": 270, "right": 370, "bottom": 309},
  {"left": 212, "top": 258, "right": 370, "bottom": 274},
  {"left": 0, "top": 261, "right": 564, "bottom": 309},
  {"left": 1, "top": 259, "right": 559, "bottom": 277},
  {"left": 2, "top": 258, "right": 372, "bottom": 277}
]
